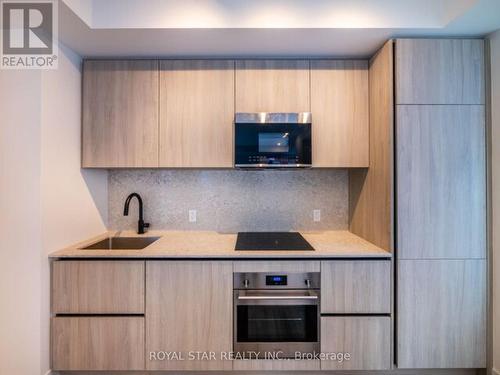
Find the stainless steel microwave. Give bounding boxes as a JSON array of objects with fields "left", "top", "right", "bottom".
[{"left": 234, "top": 113, "right": 312, "bottom": 168}]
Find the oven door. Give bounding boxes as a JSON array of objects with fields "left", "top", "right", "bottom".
[{"left": 234, "top": 289, "right": 320, "bottom": 358}]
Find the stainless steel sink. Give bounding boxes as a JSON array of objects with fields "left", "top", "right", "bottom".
[{"left": 81, "top": 236, "right": 160, "bottom": 250}]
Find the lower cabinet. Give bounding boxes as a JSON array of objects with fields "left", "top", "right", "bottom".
[
  {"left": 146, "top": 261, "right": 233, "bottom": 370},
  {"left": 51, "top": 317, "right": 145, "bottom": 371},
  {"left": 397, "top": 259, "right": 487, "bottom": 369},
  {"left": 320, "top": 316, "right": 391, "bottom": 371},
  {"left": 52, "top": 260, "right": 145, "bottom": 314},
  {"left": 321, "top": 260, "right": 391, "bottom": 314}
]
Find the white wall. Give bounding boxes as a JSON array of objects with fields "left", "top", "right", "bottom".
[
  {"left": 0, "top": 68, "right": 43, "bottom": 375},
  {"left": 0, "top": 42, "right": 107, "bottom": 375},
  {"left": 490, "top": 29, "right": 500, "bottom": 375},
  {"left": 39, "top": 43, "right": 108, "bottom": 374}
]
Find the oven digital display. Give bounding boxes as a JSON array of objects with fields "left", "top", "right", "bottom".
[
  {"left": 258, "top": 133, "right": 289, "bottom": 153},
  {"left": 266, "top": 275, "right": 288, "bottom": 286}
]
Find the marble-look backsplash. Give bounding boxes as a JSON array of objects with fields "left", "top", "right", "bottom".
[{"left": 108, "top": 170, "right": 348, "bottom": 232}]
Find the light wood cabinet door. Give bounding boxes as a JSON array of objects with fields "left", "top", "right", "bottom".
[
  {"left": 146, "top": 261, "right": 233, "bottom": 370},
  {"left": 396, "top": 39, "right": 484, "bottom": 104},
  {"left": 310, "top": 60, "right": 369, "bottom": 167},
  {"left": 397, "top": 105, "right": 486, "bottom": 259},
  {"left": 397, "top": 259, "right": 486, "bottom": 368},
  {"left": 235, "top": 60, "right": 310, "bottom": 112},
  {"left": 159, "top": 60, "right": 235, "bottom": 167},
  {"left": 82, "top": 60, "right": 159, "bottom": 167},
  {"left": 321, "top": 316, "right": 391, "bottom": 370},
  {"left": 321, "top": 260, "right": 391, "bottom": 314},
  {"left": 52, "top": 317, "right": 145, "bottom": 371},
  {"left": 52, "top": 260, "right": 145, "bottom": 314}
]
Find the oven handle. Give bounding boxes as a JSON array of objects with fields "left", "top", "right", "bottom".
[{"left": 237, "top": 295, "right": 318, "bottom": 300}]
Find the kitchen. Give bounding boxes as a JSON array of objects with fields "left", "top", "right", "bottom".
[{"left": 0, "top": 1, "right": 499, "bottom": 375}]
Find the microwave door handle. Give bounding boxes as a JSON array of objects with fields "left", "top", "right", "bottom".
[{"left": 237, "top": 295, "right": 318, "bottom": 300}]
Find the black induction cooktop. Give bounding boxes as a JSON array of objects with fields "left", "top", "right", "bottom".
[{"left": 235, "top": 232, "right": 315, "bottom": 251}]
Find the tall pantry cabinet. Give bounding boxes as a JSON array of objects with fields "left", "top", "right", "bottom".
[{"left": 395, "top": 39, "right": 487, "bottom": 369}]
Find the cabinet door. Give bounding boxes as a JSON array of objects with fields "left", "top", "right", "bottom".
[
  {"left": 52, "top": 317, "right": 144, "bottom": 371},
  {"left": 310, "top": 60, "right": 369, "bottom": 167},
  {"left": 82, "top": 60, "right": 159, "bottom": 167},
  {"left": 146, "top": 261, "right": 233, "bottom": 370},
  {"left": 396, "top": 39, "right": 484, "bottom": 104},
  {"left": 397, "top": 259, "right": 486, "bottom": 368},
  {"left": 321, "top": 316, "right": 391, "bottom": 370},
  {"left": 159, "top": 60, "right": 235, "bottom": 167},
  {"left": 235, "top": 60, "right": 310, "bottom": 112},
  {"left": 397, "top": 105, "right": 486, "bottom": 259}
]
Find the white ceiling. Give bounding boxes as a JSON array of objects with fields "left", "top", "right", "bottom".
[{"left": 59, "top": 0, "right": 500, "bottom": 57}]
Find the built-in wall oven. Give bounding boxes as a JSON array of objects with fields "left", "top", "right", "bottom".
[
  {"left": 233, "top": 272, "right": 320, "bottom": 358},
  {"left": 234, "top": 112, "right": 312, "bottom": 168}
]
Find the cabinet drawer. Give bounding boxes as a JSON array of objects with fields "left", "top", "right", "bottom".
[
  {"left": 52, "top": 317, "right": 145, "bottom": 371},
  {"left": 52, "top": 260, "right": 145, "bottom": 314},
  {"left": 321, "top": 260, "right": 390, "bottom": 313},
  {"left": 320, "top": 316, "right": 391, "bottom": 370}
]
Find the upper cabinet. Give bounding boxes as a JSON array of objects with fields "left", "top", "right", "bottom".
[
  {"left": 235, "top": 60, "right": 310, "bottom": 112},
  {"left": 82, "top": 58, "right": 371, "bottom": 168},
  {"left": 82, "top": 60, "right": 159, "bottom": 168},
  {"left": 159, "top": 60, "right": 235, "bottom": 167},
  {"left": 310, "top": 60, "right": 369, "bottom": 167},
  {"left": 396, "top": 39, "right": 485, "bottom": 104}
]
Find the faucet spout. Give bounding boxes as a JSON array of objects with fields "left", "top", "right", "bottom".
[{"left": 123, "top": 193, "right": 150, "bottom": 234}]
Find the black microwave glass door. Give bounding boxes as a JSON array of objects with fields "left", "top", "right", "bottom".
[
  {"left": 235, "top": 123, "right": 312, "bottom": 165},
  {"left": 258, "top": 132, "right": 289, "bottom": 153},
  {"left": 237, "top": 305, "right": 318, "bottom": 342}
]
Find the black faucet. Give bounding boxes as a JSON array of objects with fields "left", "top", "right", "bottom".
[{"left": 123, "top": 193, "right": 150, "bottom": 234}]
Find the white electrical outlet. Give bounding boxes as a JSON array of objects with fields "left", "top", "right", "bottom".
[
  {"left": 189, "top": 210, "right": 197, "bottom": 223},
  {"left": 313, "top": 209, "right": 321, "bottom": 222}
]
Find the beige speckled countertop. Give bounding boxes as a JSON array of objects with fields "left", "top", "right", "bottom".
[{"left": 49, "top": 230, "right": 391, "bottom": 259}]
